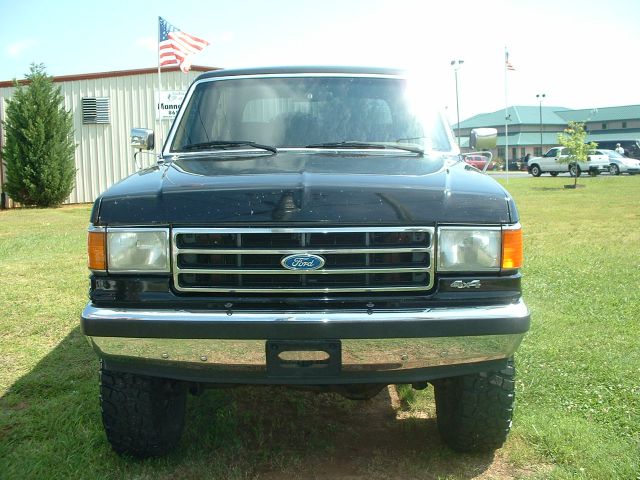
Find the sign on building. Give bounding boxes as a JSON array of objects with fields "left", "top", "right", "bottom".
[{"left": 156, "top": 91, "right": 186, "bottom": 120}]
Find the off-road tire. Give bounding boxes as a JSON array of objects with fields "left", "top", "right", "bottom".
[
  {"left": 530, "top": 164, "right": 542, "bottom": 177},
  {"left": 100, "top": 363, "right": 187, "bottom": 458},
  {"left": 433, "top": 359, "right": 515, "bottom": 452}
]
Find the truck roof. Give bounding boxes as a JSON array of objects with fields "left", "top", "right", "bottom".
[{"left": 195, "top": 65, "right": 405, "bottom": 81}]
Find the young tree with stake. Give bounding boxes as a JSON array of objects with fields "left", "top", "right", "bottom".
[{"left": 557, "top": 122, "right": 597, "bottom": 188}]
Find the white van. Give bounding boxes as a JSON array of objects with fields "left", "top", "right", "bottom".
[{"left": 527, "top": 147, "right": 609, "bottom": 177}]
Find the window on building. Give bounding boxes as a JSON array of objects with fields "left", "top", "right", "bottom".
[
  {"left": 520, "top": 147, "right": 526, "bottom": 158},
  {"left": 82, "top": 97, "right": 110, "bottom": 124},
  {"left": 534, "top": 147, "right": 542, "bottom": 156},
  {"left": 601, "top": 123, "right": 607, "bottom": 130},
  {"left": 511, "top": 147, "right": 517, "bottom": 159},
  {"left": 622, "top": 121, "right": 627, "bottom": 128},
  {"left": 497, "top": 147, "right": 505, "bottom": 159}
]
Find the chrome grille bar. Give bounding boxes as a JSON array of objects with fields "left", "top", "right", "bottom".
[
  {"left": 174, "top": 267, "right": 429, "bottom": 275},
  {"left": 176, "top": 248, "right": 429, "bottom": 255}
]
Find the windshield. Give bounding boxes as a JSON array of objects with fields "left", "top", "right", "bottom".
[{"left": 169, "top": 76, "right": 452, "bottom": 153}]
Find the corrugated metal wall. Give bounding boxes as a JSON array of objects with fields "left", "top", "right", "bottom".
[{"left": 0, "top": 68, "right": 205, "bottom": 205}]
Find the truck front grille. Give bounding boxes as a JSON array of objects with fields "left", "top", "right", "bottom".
[{"left": 172, "top": 227, "right": 434, "bottom": 293}]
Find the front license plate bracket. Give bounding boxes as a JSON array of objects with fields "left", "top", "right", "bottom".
[{"left": 266, "top": 340, "right": 341, "bottom": 377}]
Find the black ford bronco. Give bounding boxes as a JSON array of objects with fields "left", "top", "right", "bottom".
[{"left": 82, "top": 66, "right": 529, "bottom": 458}]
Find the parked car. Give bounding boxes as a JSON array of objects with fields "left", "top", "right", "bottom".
[
  {"left": 462, "top": 153, "right": 495, "bottom": 171},
  {"left": 595, "top": 149, "right": 640, "bottom": 175},
  {"left": 505, "top": 158, "right": 526, "bottom": 171},
  {"left": 82, "top": 66, "right": 529, "bottom": 458},
  {"left": 592, "top": 140, "right": 640, "bottom": 159},
  {"left": 527, "top": 147, "right": 609, "bottom": 177}
]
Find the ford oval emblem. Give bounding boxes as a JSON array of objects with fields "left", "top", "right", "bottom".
[{"left": 281, "top": 254, "right": 325, "bottom": 271}]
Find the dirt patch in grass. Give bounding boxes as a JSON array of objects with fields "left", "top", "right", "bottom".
[
  {"left": 251, "top": 386, "right": 537, "bottom": 480},
  {"left": 0, "top": 398, "right": 30, "bottom": 411}
]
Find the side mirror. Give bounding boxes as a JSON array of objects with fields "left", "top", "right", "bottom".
[
  {"left": 469, "top": 128, "right": 497, "bottom": 150},
  {"left": 131, "top": 128, "right": 155, "bottom": 151}
]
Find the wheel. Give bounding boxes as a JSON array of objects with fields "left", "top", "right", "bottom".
[
  {"left": 530, "top": 164, "right": 542, "bottom": 177},
  {"left": 550, "top": 172, "right": 559, "bottom": 177},
  {"left": 100, "top": 363, "right": 187, "bottom": 458},
  {"left": 433, "top": 359, "right": 515, "bottom": 452},
  {"left": 569, "top": 164, "right": 581, "bottom": 177},
  {"left": 610, "top": 164, "right": 620, "bottom": 175}
]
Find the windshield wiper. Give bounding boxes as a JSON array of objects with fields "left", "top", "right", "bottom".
[
  {"left": 305, "top": 141, "right": 423, "bottom": 155},
  {"left": 181, "top": 140, "right": 278, "bottom": 154}
]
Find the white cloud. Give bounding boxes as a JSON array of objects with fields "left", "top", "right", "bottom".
[
  {"left": 6, "top": 39, "right": 37, "bottom": 57},
  {"left": 216, "top": 31, "right": 233, "bottom": 44},
  {"left": 135, "top": 36, "right": 156, "bottom": 52}
]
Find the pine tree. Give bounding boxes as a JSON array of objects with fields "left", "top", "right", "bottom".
[{"left": 3, "top": 63, "right": 76, "bottom": 207}]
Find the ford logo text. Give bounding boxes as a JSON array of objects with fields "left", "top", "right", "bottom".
[{"left": 281, "top": 254, "right": 325, "bottom": 271}]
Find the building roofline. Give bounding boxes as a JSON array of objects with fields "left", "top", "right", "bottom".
[
  {"left": 0, "top": 65, "right": 219, "bottom": 88},
  {"left": 562, "top": 104, "right": 640, "bottom": 113},
  {"left": 458, "top": 105, "right": 570, "bottom": 128}
]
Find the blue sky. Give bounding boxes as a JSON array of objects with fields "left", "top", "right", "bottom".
[{"left": 2, "top": 0, "right": 639, "bottom": 121}]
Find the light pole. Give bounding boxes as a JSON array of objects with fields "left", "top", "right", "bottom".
[
  {"left": 451, "top": 60, "right": 464, "bottom": 148},
  {"left": 536, "top": 93, "right": 546, "bottom": 155}
]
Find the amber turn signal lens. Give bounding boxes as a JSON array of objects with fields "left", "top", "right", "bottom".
[
  {"left": 502, "top": 227, "right": 523, "bottom": 269},
  {"left": 88, "top": 230, "right": 106, "bottom": 270}
]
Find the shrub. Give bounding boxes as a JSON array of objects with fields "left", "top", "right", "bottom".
[{"left": 2, "top": 63, "right": 76, "bottom": 207}]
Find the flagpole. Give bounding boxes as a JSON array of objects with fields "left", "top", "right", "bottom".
[
  {"left": 157, "top": 16, "right": 163, "bottom": 156},
  {"left": 504, "top": 47, "right": 509, "bottom": 183},
  {"left": 156, "top": 16, "right": 209, "bottom": 157}
]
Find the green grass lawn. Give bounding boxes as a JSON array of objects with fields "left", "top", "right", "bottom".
[{"left": 1, "top": 176, "right": 639, "bottom": 479}]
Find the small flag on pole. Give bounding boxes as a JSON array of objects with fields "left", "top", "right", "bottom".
[
  {"left": 505, "top": 50, "right": 516, "bottom": 71},
  {"left": 159, "top": 17, "right": 209, "bottom": 73}
]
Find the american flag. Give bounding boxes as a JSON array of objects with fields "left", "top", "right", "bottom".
[
  {"left": 159, "top": 17, "right": 209, "bottom": 73},
  {"left": 505, "top": 50, "right": 516, "bottom": 71}
]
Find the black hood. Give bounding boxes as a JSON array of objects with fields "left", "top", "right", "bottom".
[{"left": 94, "top": 151, "right": 517, "bottom": 226}]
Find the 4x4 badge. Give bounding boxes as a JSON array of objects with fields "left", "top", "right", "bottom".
[{"left": 450, "top": 280, "right": 482, "bottom": 289}]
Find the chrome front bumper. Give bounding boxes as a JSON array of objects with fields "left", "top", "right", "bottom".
[
  {"left": 83, "top": 300, "right": 529, "bottom": 382},
  {"left": 89, "top": 334, "right": 524, "bottom": 371}
]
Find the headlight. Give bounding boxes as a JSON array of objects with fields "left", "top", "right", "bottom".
[
  {"left": 437, "top": 227, "right": 501, "bottom": 272},
  {"left": 107, "top": 228, "right": 170, "bottom": 273}
]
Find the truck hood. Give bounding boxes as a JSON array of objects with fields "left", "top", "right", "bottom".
[{"left": 94, "top": 151, "right": 517, "bottom": 226}]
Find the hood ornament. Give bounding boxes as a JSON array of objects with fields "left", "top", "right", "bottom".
[{"left": 273, "top": 191, "right": 301, "bottom": 220}]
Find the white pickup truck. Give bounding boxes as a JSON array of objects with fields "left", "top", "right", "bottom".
[{"left": 527, "top": 147, "right": 609, "bottom": 177}]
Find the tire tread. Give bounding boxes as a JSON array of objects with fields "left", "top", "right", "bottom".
[
  {"left": 100, "top": 364, "right": 186, "bottom": 458},
  {"left": 434, "top": 359, "right": 515, "bottom": 452}
]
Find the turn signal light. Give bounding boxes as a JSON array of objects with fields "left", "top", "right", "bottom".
[
  {"left": 88, "top": 230, "right": 106, "bottom": 270},
  {"left": 502, "top": 227, "right": 523, "bottom": 269}
]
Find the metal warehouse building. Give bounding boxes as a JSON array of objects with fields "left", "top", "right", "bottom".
[{"left": 0, "top": 66, "right": 215, "bottom": 207}]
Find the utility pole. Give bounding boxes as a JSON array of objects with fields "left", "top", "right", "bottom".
[
  {"left": 536, "top": 93, "right": 546, "bottom": 155},
  {"left": 451, "top": 59, "right": 464, "bottom": 148}
]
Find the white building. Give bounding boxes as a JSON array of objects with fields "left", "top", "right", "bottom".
[{"left": 0, "top": 66, "right": 215, "bottom": 207}]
